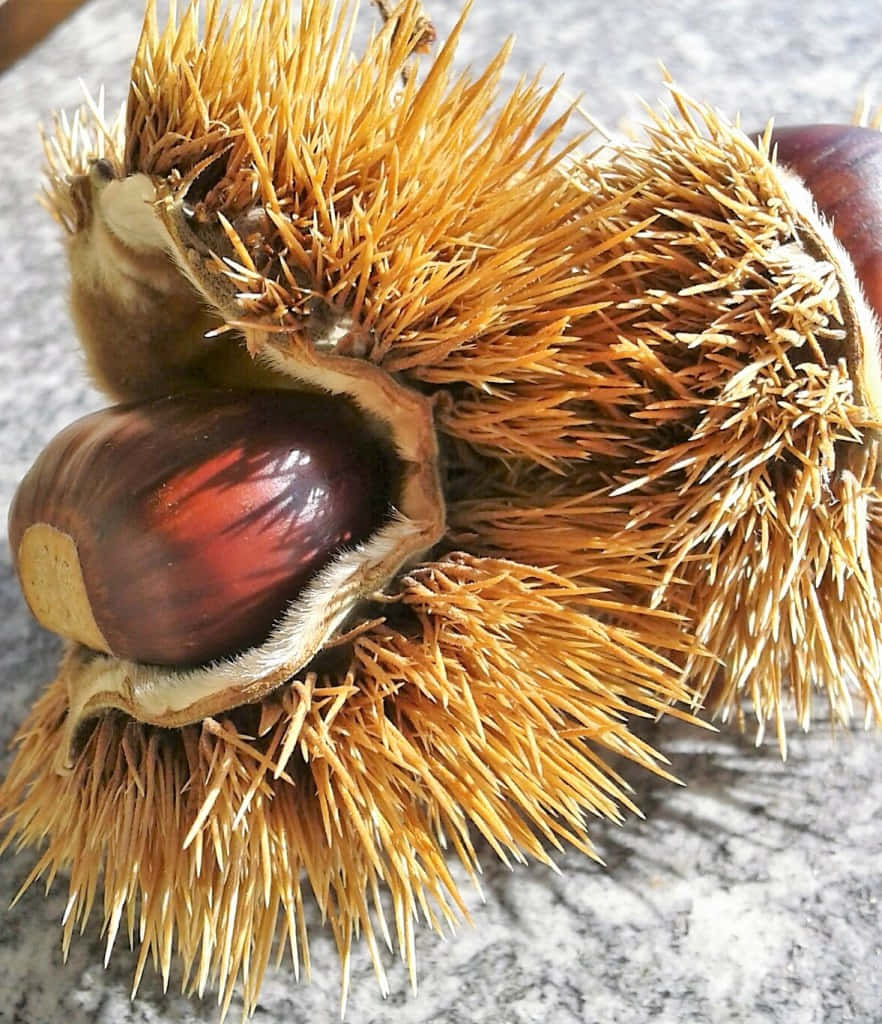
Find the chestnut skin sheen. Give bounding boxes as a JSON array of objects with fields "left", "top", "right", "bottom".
[
  {"left": 9, "top": 389, "right": 393, "bottom": 667},
  {"left": 771, "top": 124, "right": 882, "bottom": 321}
]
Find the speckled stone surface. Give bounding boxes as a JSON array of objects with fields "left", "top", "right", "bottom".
[{"left": 2, "top": 2, "right": 882, "bottom": 1022}]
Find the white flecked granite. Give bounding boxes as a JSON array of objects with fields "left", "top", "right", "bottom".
[{"left": 2, "top": 2, "right": 882, "bottom": 1023}]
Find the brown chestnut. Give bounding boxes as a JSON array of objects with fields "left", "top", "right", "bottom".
[
  {"left": 769, "top": 124, "right": 882, "bottom": 321},
  {"left": 8, "top": 389, "right": 392, "bottom": 667}
]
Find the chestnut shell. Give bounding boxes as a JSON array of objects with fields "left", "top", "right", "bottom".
[{"left": 9, "top": 389, "right": 393, "bottom": 666}]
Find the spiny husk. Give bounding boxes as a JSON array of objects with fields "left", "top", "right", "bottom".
[
  {"left": 1, "top": 556, "right": 693, "bottom": 1018},
  {"left": 551, "top": 90, "right": 882, "bottom": 749},
  {"left": 5, "top": 0, "right": 704, "bottom": 1013},
  {"left": 42, "top": 0, "right": 645, "bottom": 466}
]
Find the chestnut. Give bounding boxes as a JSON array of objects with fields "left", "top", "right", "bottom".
[{"left": 9, "top": 389, "right": 393, "bottom": 667}]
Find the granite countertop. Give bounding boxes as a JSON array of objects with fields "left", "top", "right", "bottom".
[{"left": 1, "top": 2, "right": 881, "bottom": 1022}]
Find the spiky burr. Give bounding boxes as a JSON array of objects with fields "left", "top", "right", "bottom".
[{"left": 3, "top": 1, "right": 882, "bottom": 1018}]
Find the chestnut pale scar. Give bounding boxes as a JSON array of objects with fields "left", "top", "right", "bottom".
[{"left": 16, "top": 523, "right": 111, "bottom": 655}]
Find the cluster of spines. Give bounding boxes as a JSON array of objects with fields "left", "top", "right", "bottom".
[{"left": 1, "top": 556, "right": 694, "bottom": 1017}]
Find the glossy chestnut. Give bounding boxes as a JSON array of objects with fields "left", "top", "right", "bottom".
[{"left": 8, "top": 389, "right": 393, "bottom": 666}]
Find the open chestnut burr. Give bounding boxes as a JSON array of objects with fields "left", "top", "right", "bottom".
[{"left": 2, "top": 0, "right": 882, "bottom": 1017}]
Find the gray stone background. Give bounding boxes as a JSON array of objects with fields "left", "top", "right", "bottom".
[{"left": 1, "top": 1, "right": 882, "bottom": 1022}]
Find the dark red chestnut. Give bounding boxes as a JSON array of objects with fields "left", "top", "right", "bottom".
[
  {"left": 770, "top": 124, "right": 882, "bottom": 320},
  {"left": 8, "top": 389, "right": 392, "bottom": 667}
]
